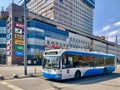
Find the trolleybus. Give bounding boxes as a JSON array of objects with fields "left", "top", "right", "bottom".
[{"left": 42, "top": 49, "right": 115, "bottom": 80}]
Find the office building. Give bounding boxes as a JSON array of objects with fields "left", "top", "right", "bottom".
[
  {"left": 0, "top": 20, "right": 6, "bottom": 64},
  {"left": 19, "top": 0, "right": 95, "bottom": 34},
  {"left": 0, "top": 3, "right": 120, "bottom": 65}
]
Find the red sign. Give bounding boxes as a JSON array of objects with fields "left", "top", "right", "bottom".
[{"left": 15, "top": 22, "right": 24, "bottom": 29}]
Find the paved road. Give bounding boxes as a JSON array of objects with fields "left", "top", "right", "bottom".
[{"left": 0, "top": 72, "right": 120, "bottom": 90}]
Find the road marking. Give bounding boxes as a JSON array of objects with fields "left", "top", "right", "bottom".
[
  {"left": 45, "top": 88, "right": 55, "bottom": 90},
  {"left": 0, "top": 81, "right": 24, "bottom": 90},
  {"left": 8, "top": 85, "right": 24, "bottom": 90},
  {"left": 0, "top": 82, "right": 9, "bottom": 85}
]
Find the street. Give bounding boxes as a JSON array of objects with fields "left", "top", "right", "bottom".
[{"left": 0, "top": 72, "right": 120, "bottom": 90}]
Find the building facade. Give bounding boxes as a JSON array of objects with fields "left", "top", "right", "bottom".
[
  {"left": 0, "top": 3, "right": 120, "bottom": 65},
  {"left": 19, "top": 0, "right": 95, "bottom": 34},
  {"left": 0, "top": 20, "right": 6, "bottom": 64}
]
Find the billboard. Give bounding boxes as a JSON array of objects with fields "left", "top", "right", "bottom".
[
  {"left": 15, "top": 28, "right": 23, "bottom": 34},
  {"left": 15, "top": 22, "right": 24, "bottom": 29},
  {"left": 6, "top": 34, "right": 11, "bottom": 39},
  {"left": 15, "top": 40, "right": 24, "bottom": 45},
  {"left": 15, "top": 34, "right": 23, "bottom": 40},
  {"left": 14, "top": 51, "right": 24, "bottom": 56},
  {"left": 14, "top": 44, "right": 24, "bottom": 50}
]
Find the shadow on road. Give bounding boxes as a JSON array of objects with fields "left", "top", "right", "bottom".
[{"left": 46, "top": 72, "right": 120, "bottom": 85}]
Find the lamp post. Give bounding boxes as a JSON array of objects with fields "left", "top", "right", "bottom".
[
  {"left": 24, "top": 0, "right": 27, "bottom": 75},
  {"left": 115, "top": 35, "right": 117, "bottom": 68},
  {"left": 115, "top": 31, "right": 120, "bottom": 68}
]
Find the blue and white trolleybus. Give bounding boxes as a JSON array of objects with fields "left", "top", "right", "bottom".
[{"left": 42, "top": 49, "right": 115, "bottom": 80}]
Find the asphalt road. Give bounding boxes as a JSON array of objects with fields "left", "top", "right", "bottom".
[{"left": 1, "top": 72, "right": 120, "bottom": 90}]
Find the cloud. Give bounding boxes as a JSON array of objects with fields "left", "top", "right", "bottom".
[
  {"left": 114, "top": 21, "right": 120, "bottom": 27},
  {"left": 102, "top": 25, "right": 111, "bottom": 31},
  {"left": 108, "top": 30, "right": 118, "bottom": 36},
  {"left": 108, "top": 37, "right": 115, "bottom": 42}
]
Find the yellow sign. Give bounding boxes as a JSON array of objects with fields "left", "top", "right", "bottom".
[
  {"left": 15, "top": 40, "right": 24, "bottom": 45},
  {"left": 15, "top": 34, "right": 23, "bottom": 40}
]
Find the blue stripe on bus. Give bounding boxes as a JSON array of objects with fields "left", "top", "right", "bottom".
[
  {"left": 42, "top": 72, "right": 62, "bottom": 80},
  {"left": 83, "top": 68, "right": 104, "bottom": 76},
  {"left": 83, "top": 66, "right": 115, "bottom": 77},
  {"left": 63, "top": 51, "right": 115, "bottom": 58}
]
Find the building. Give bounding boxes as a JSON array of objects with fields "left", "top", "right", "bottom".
[
  {"left": 19, "top": 0, "right": 95, "bottom": 34},
  {"left": 0, "top": 3, "right": 120, "bottom": 65},
  {"left": 0, "top": 19, "right": 6, "bottom": 64}
]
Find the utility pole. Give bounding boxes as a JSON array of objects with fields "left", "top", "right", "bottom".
[
  {"left": 24, "top": 0, "right": 27, "bottom": 75},
  {"left": 115, "top": 35, "right": 117, "bottom": 68}
]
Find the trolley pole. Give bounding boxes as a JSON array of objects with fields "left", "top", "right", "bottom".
[{"left": 24, "top": 0, "right": 27, "bottom": 75}]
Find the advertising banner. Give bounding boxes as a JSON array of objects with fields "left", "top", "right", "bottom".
[
  {"left": 15, "top": 22, "right": 24, "bottom": 29},
  {"left": 14, "top": 44, "right": 24, "bottom": 50},
  {"left": 7, "top": 51, "right": 11, "bottom": 56},
  {"left": 15, "top": 34, "right": 23, "bottom": 40},
  {"left": 7, "top": 29, "right": 11, "bottom": 34},
  {"left": 15, "top": 40, "right": 24, "bottom": 45},
  {"left": 6, "top": 34, "right": 11, "bottom": 39},
  {"left": 6, "top": 40, "right": 11, "bottom": 45},
  {"left": 15, "top": 28, "right": 23, "bottom": 34},
  {"left": 7, "top": 46, "right": 11, "bottom": 50},
  {"left": 14, "top": 51, "right": 24, "bottom": 56}
]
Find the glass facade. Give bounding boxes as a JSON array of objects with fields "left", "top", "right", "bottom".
[
  {"left": 27, "top": 20, "right": 68, "bottom": 59},
  {"left": 0, "top": 20, "right": 6, "bottom": 64}
]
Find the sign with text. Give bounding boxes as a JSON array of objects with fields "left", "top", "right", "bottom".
[
  {"left": 15, "top": 22, "right": 24, "bottom": 29},
  {"left": 6, "top": 34, "right": 11, "bottom": 39},
  {"left": 7, "top": 46, "right": 11, "bottom": 50},
  {"left": 14, "top": 44, "right": 24, "bottom": 50},
  {"left": 6, "top": 40, "right": 11, "bottom": 45},
  {"left": 7, "top": 51, "right": 11, "bottom": 56},
  {"left": 14, "top": 17, "right": 24, "bottom": 23},
  {"left": 15, "top": 40, "right": 24, "bottom": 45},
  {"left": 15, "top": 28, "right": 23, "bottom": 34},
  {"left": 7, "top": 23, "right": 11, "bottom": 29},
  {"left": 7, "top": 17, "right": 11, "bottom": 23},
  {"left": 15, "top": 34, "right": 23, "bottom": 40},
  {"left": 14, "top": 51, "right": 24, "bottom": 56},
  {"left": 7, "top": 29, "right": 11, "bottom": 34}
]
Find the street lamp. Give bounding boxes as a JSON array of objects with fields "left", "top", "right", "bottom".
[
  {"left": 115, "top": 31, "right": 120, "bottom": 68},
  {"left": 24, "top": 0, "right": 27, "bottom": 75}
]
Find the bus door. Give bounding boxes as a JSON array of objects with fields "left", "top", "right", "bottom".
[{"left": 61, "top": 55, "right": 73, "bottom": 79}]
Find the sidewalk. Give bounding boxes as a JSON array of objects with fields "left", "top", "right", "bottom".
[
  {"left": 0, "top": 65, "right": 42, "bottom": 80},
  {"left": 0, "top": 65, "right": 120, "bottom": 80}
]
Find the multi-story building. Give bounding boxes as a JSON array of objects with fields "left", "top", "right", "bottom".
[
  {"left": 0, "top": 20, "right": 6, "bottom": 64},
  {"left": 0, "top": 3, "right": 120, "bottom": 65},
  {"left": 19, "top": 0, "right": 95, "bottom": 34}
]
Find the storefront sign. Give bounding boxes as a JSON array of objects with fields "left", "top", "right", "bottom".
[
  {"left": 14, "top": 17, "right": 24, "bottom": 23},
  {"left": 7, "top": 51, "right": 11, "bottom": 56},
  {"left": 7, "top": 46, "right": 11, "bottom": 50},
  {"left": 15, "top": 22, "right": 24, "bottom": 29},
  {"left": 15, "top": 28, "right": 23, "bottom": 34},
  {"left": 7, "top": 23, "right": 11, "bottom": 29},
  {"left": 14, "top": 51, "right": 24, "bottom": 56},
  {"left": 6, "top": 40, "right": 11, "bottom": 45},
  {"left": 7, "top": 29, "right": 11, "bottom": 34},
  {"left": 15, "top": 40, "right": 24, "bottom": 45},
  {"left": 15, "top": 34, "right": 23, "bottom": 40},
  {"left": 7, "top": 17, "right": 11, "bottom": 23},
  {"left": 14, "top": 44, "right": 24, "bottom": 50},
  {"left": 6, "top": 34, "right": 11, "bottom": 39}
]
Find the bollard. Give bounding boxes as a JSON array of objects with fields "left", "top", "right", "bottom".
[
  {"left": 0, "top": 75, "right": 4, "bottom": 80},
  {"left": 35, "top": 68, "right": 36, "bottom": 77},
  {"left": 13, "top": 74, "right": 19, "bottom": 78}
]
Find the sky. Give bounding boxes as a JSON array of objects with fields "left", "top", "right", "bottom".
[
  {"left": 93, "top": 0, "right": 120, "bottom": 43},
  {"left": 0, "top": 0, "right": 120, "bottom": 42}
]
